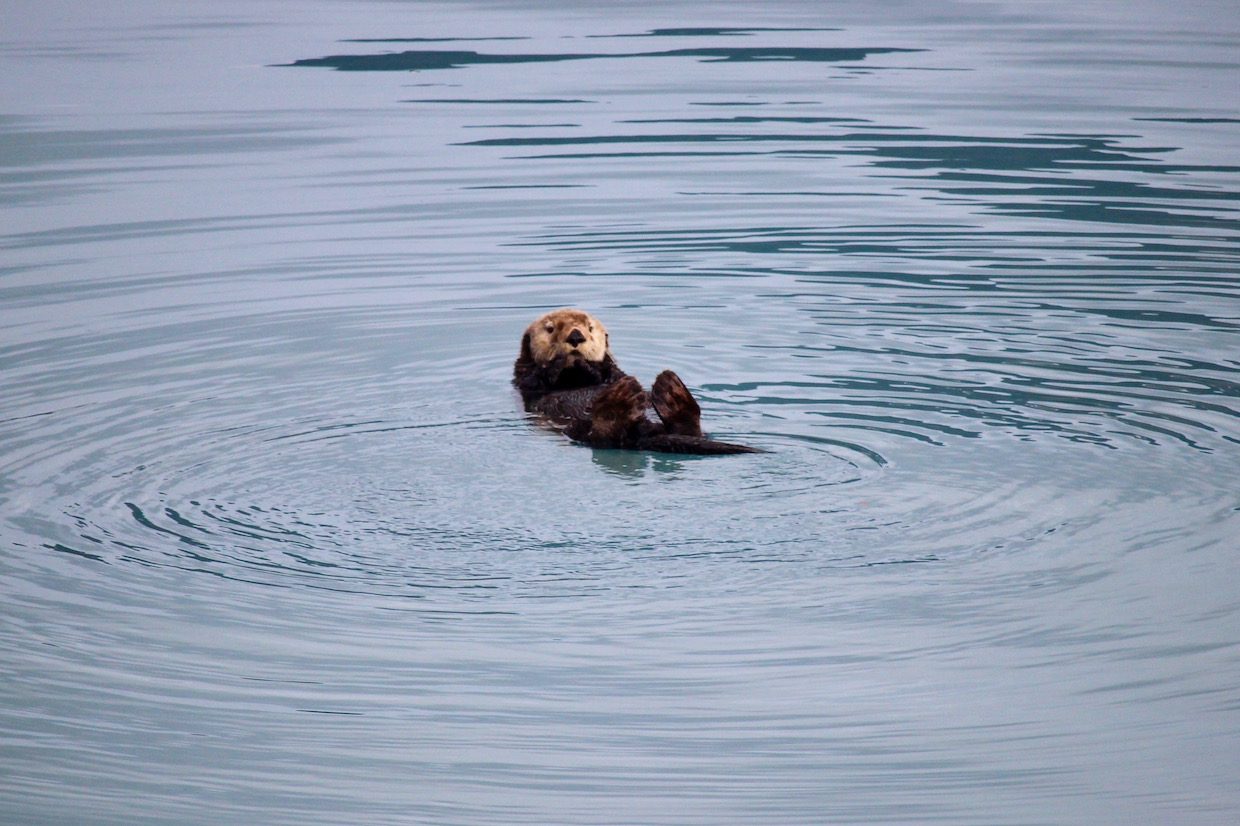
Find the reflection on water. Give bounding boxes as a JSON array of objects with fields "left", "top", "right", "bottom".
[{"left": 2, "top": 1, "right": 1239, "bottom": 824}]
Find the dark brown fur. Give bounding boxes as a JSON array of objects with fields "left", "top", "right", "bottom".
[{"left": 513, "top": 309, "right": 760, "bottom": 455}]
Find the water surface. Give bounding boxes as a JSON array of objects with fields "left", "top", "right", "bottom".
[{"left": 2, "top": 1, "right": 1239, "bottom": 823}]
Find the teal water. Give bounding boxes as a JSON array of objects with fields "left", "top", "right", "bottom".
[{"left": 2, "top": 1, "right": 1239, "bottom": 823}]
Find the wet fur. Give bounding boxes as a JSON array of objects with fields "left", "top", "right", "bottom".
[{"left": 513, "top": 308, "right": 760, "bottom": 455}]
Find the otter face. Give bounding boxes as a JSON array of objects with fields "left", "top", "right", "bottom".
[{"left": 523, "top": 308, "right": 610, "bottom": 366}]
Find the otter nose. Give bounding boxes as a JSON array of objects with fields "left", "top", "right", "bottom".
[{"left": 565, "top": 329, "right": 586, "bottom": 347}]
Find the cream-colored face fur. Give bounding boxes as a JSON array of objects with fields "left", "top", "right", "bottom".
[{"left": 524, "top": 308, "right": 610, "bottom": 365}]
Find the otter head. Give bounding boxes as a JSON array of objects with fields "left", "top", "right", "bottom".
[{"left": 520, "top": 308, "right": 611, "bottom": 368}]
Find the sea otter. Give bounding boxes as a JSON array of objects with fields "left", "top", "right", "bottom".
[{"left": 513, "top": 308, "right": 760, "bottom": 454}]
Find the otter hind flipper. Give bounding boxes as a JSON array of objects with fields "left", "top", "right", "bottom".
[{"left": 651, "top": 370, "right": 703, "bottom": 437}]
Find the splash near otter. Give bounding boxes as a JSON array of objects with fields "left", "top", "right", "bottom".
[{"left": 513, "top": 308, "right": 760, "bottom": 455}]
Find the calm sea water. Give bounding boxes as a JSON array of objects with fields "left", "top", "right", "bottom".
[{"left": 3, "top": 1, "right": 1239, "bottom": 823}]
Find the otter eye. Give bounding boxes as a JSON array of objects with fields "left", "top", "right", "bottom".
[{"left": 588, "top": 324, "right": 594, "bottom": 332}]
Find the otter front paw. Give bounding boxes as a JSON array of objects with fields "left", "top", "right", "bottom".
[
  {"left": 588, "top": 376, "right": 647, "bottom": 443},
  {"left": 541, "top": 354, "right": 570, "bottom": 384},
  {"left": 651, "top": 370, "right": 703, "bottom": 437}
]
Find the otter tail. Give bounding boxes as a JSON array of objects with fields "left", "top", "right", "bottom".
[{"left": 636, "top": 434, "right": 764, "bottom": 455}]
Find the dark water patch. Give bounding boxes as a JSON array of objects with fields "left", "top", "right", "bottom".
[
  {"left": 46, "top": 542, "right": 107, "bottom": 564},
  {"left": 285, "top": 49, "right": 589, "bottom": 72},
  {"left": 461, "top": 132, "right": 805, "bottom": 147},
  {"left": 588, "top": 27, "right": 840, "bottom": 38},
  {"left": 402, "top": 98, "right": 593, "bottom": 104},
  {"left": 0, "top": 123, "right": 339, "bottom": 168},
  {"left": 1134, "top": 117, "right": 1240, "bottom": 124},
  {"left": 519, "top": 150, "right": 762, "bottom": 160},
  {"left": 0, "top": 44, "right": 129, "bottom": 61},
  {"left": 1, "top": 164, "right": 208, "bottom": 207},
  {"left": 976, "top": 200, "right": 1239, "bottom": 232},
  {"left": 930, "top": 171, "right": 1240, "bottom": 204},
  {"left": 0, "top": 201, "right": 449, "bottom": 252},
  {"left": 343, "top": 36, "right": 530, "bottom": 43},
  {"left": 678, "top": 190, "right": 897, "bottom": 198},
  {"left": 462, "top": 184, "right": 591, "bottom": 190},
  {"left": 283, "top": 46, "right": 922, "bottom": 72},
  {"left": 858, "top": 144, "right": 1237, "bottom": 176},
  {"left": 462, "top": 124, "right": 582, "bottom": 129},
  {"left": 621, "top": 115, "right": 873, "bottom": 124},
  {"left": 458, "top": 129, "right": 1177, "bottom": 163}
]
